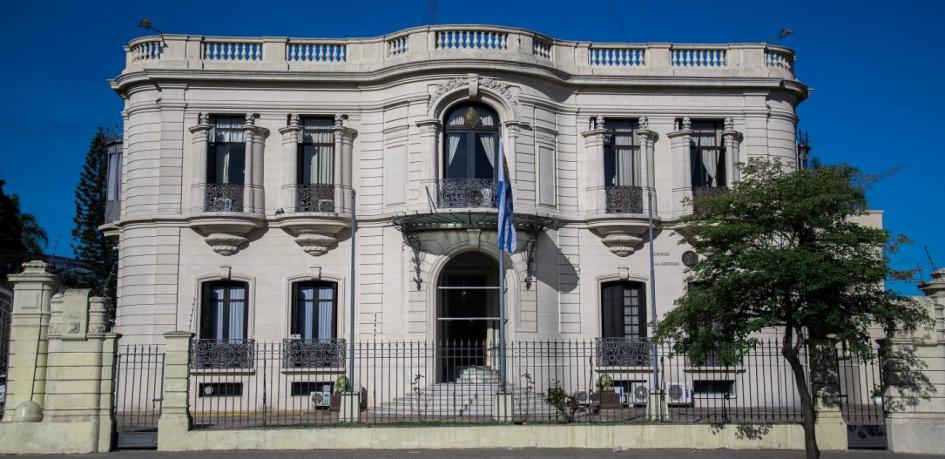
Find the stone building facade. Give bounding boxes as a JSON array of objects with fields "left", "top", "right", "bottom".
[{"left": 106, "top": 25, "right": 807, "bottom": 349}]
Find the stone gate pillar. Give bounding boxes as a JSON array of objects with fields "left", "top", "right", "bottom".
[
  {"left": 2, "top": 260, "right": 58, "bottom": 422},
  {"left": 884, "top": 269, "right": 945, "bottom": 454}
]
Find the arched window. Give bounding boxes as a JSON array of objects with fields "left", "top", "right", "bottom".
[
  {"left": 290, "top": 281, "right": 338, "bottom": 341},
  {"left": 601, "top": 281, "right": 646, "bottom": 339},
  {"left": 443, "top": 104, "right": 500, "bottom": 180}
]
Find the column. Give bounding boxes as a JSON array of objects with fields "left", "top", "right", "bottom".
[
  {"left": 332, "top": 116, "right": 357, "bottom": 215},
  {"left": 808, "top": 337, "right": 848, "bottom": 451},
  {"left": 157, "top": 331, "right": 194, "bottom": 449},
  {"left": 580, "top": 115, "right": 608, "bottom": 214},
  {"left": 722, "top": 117, "right": 741, "bottom": 185},
  {"left": 242, "top": 114, "right": 255, "bottom": 213},
  {"left": 332, "top": 115, "right": 344, "bottom": 212},
  {"left": 189, "top": 113, "right": 211, "bottom": 213},
  {"left": 666, "top": 117, "right": 693, "bottom": 217},
  {"left": 3, "top": 261, "right": 59, "bottom": 422},
  {"left": 635, "top": 116, "right": 658, "bottom": 215},
  {"left": 251, "top": 123, "right": 268, "bottom": 214},
  {"left": 279, "top": 114, "right": 302, "bottom": 211},
  {"left": 414, "top": 119, "right": 440, "bottom": 210}
]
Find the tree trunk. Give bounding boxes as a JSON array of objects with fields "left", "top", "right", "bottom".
[{"left": 782, "top": 329, "right": 820, "bottom": 459}]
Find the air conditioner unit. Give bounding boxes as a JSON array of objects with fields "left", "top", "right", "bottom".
[
  {"left": 289, "top": 334, "right": 302, "bottom": 341},
  {"left": 310, "top": 384, "right": 332, "bottom": 409},
  {"left": 666, "top": 382, "right": 693, "bottom": 406},
  {"left": 630, "top": 382, "right": 649, "bottom": 406}
]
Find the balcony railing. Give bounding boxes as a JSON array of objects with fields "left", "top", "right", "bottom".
[
  {"left": 191, "top": 339, "right": 255, "bottom": 370},
  {"left": 596, "top": 337, "right": 651, "bottom": 367},
  {"left": 204, "top": 183, "right": 245, "bottom": 213},
  {"left": 123, "top": 27, "right": 797, "bottom": 81},
  {"left": 605, "top": 185, "right": 644, "bottom": 214},
  {"left": 295, "top": 184, "right": 335, "bottom": 213},
  {"left": 282, "top": 338, "right": 346, "bottom": 369},
  {"left": 437, "top": 178, "right": 498, "bottom": 209}
]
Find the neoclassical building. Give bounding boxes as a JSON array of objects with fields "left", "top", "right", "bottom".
[{"left": 106, "top": 25, "right": 807, "bottom": 352}]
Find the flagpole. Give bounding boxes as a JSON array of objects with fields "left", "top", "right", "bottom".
[{"left": 498, "top": 247, "right": 506, "bottom": 392}]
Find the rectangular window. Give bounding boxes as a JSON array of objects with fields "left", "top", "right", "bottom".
[
  {"left": 198, "top": 382, "right": 243, "bottom": 397},
  {"left": 106, "top": 143, "right": 122, "bottom": 202},
  {"left": 208, "top": 116, "right": 246, "bottom": 184},
  {"left": 200, "top": 281, "right": 248, "bottom": 341},
  {"left": 601, "top": 281, "right": 646, "bottom": 339},
  {"left": 690, "top": 120, "right": 726, "bottom": 187},
  {"left": 693, "top": 380, "right": 735, "bottom": 397},
  {"left": 604, "top": 120, "right": 640, "bottom": 187},
  {"left": 291, "top": 282, "right": 337, "bottom": 341},
  {"left": 298, "top": 117, "right": 334, "bottom": 185}
]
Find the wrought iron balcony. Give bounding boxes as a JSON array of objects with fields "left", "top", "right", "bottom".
[
  {"left": 282, "top": 338, "right": 346, "bottom": 369},
  {"left": 295, "top": 184, "right": 335, "bottom": 213},
  {"left": 191, "top": 339, "right": 255, "bottom": 369},
  {"left": 204, "top": 183, "right": 245, "bottom": 213},
  {"left": 691, "top": 186, "right": 728, "bottom": 214},
  {"left": 605, "top": 185, "right": 644, "bottom": 214},
  {"left": 596, "top": 337, "right": 651, "bottom": 367},
  {"left": 437, "top": 178, "right": 498, "bottom": 209}
]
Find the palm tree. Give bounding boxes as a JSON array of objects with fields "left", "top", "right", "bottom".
[{"left": 0, "top": 179, "right": 48, "bottom": 279}]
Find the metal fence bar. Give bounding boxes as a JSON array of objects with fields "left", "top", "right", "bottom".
[{"left": 179, "top": 339, "right": 886, "bottom": 430}]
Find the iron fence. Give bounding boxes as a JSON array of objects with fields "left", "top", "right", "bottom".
[
  {"left": 188, "top": 339, "right": 811, "bottom": 429},
  {"left": 204, "top": 183, "right": 245, "bottom": 212},
  {"left": 0, "top": 300, "right": 9, "bottom": 420},
  {"left": 437, "top": 178, "right": 498, "bottom": 208},
  {"left": 605, "top": 185, "right": 644, "bottom": 214},
  {"left": 114, "top": 344, "right": 165, "bottom": 448}
]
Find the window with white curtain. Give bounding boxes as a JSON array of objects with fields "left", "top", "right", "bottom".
[
  {"left": 200, "top": 281, "right": 248, "bottom": 342},
  {"left": 603, "top": 120, "right": 641, "bottom": 187},
  {"left": 291, "top": 281, "right": 337, "bottom": 341},
  {"left": 443, "top": 104, "right": 499, "bottom": 180},
  {"left": 106, "top": 144, "right": 122, "bottom": 202},
  {"left": 689, "top": 120, "right": 726, "bottom": 187},
  {"left": 208, "top": 116, "right": 246, "bottom": 184},
  {"left": 297, "top": 117, "right": 334, "bottom": 185}
]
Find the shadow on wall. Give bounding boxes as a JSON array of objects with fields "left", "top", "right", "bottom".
[{"left": 532, "top": 230, "right": 577, "bottom": 294}]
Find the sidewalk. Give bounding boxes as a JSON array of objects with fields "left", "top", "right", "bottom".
[{"left": 2, "top": 450, "right": 941, "bottom": 459}]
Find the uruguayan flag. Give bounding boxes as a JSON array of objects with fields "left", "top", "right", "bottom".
[{"left": 497, "top": 140, "right": 516, "bottom": 253}]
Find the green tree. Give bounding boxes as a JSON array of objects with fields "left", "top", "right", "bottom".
[
  {"left": 656, "top": 158, "right": 930, "bottom": 459},
  {"left": 69, "top": 128, "right": 117, "bottom": 299},
  {"left": 0, "top": 179, "right": 48, "bottom": 279}
]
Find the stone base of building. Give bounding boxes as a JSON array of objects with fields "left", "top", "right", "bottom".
[
  {"left": 0, "top": 420, "right": 110, "bottom": 454},
  {"left": 886, "top": 416, "right": 945, "bottom": 454},
  {"left": 155, "top": 423, "right": 846, "bottom": 452}
]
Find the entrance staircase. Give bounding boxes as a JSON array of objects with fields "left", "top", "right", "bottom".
[{"left": 370, "top": 366, "right": 551, "bottom": 420}]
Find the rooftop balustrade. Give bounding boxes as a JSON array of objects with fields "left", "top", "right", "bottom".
[{"left": 121, "top": 25, "right": 796, "bottom": 80}]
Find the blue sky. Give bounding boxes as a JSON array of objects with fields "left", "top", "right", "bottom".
[{"left": 0, "top": 0, "right": 942, "bottom": 293}]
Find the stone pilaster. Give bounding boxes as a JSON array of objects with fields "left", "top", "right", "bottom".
[
  {"left": 722, "top": 117, "right": 741, "bottom": 185},
  {"left": 157, "top": 331, "right": 194, "bottom": 450},
  {"left": 635, "top": 116, "right": 659, "bottom": 215},
  {"left": 666, "top": 117, "right": 693, "bottom": 217},
  {"left": 188, "top": 113, "right": 211, "bottom": 213},
  {"left": 414, "top": 119, "right": 441, "bottom": 211},
  {"left": 279, "top": 114, "right": 302, "bottom": 211},
  {"left": 3, "top": 260, "right": 58, "bottom": 422},
  {"left": 242, "top": 114, "right": 256, "bottom": 213},
  {"left": 580, "top": 115, "right": 609, "bottom": 215},
  {"left": 807, "top": 337, "right": 848, "bottom": 451}
]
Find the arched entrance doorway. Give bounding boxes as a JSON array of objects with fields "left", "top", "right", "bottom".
[{"left": 436, "top": 252, "right": 500, "bottom": 382}]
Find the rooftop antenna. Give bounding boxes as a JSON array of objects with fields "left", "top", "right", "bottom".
[
  {"left": 925, "top": 245, "right": 938, "bottom": 272},
  {"left": 138, "top": 18, "right": 166, "bottom": 45},
  {"left": 770, "top": 28, "right": 793, "bottom": 43}
]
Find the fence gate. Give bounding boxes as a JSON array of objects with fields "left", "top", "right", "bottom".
[
  {"left": 113, "top": 344, "right": 165, "bottom": 449},
  {"left": 838, "top": 353, "right": 886, "bottom": 449}
]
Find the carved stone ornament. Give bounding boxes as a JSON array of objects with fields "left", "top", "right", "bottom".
[
  {"left": 431, "top": 77, "right": 467, "bottom": 103},
  {"left": 205, "top": 233, "right": 249, "bottom": 256},
  {"left": 431, "top": 76, "right": 515, "bottom": 110},
  {"left": 294, "top": 232, "right": 339, "bottom": 256},
  {"left": 479, "top": 77, "right": 512, "bottom": 100},
  {"left": 601, "top": 233, "right": 644, "bottom": 257}
]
